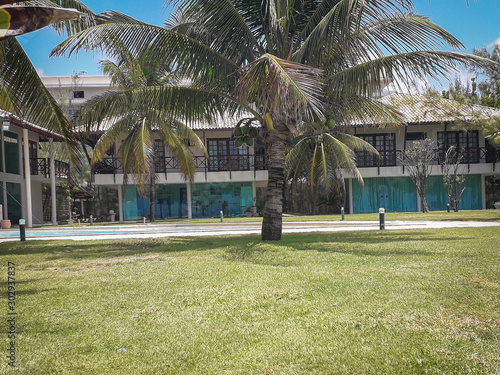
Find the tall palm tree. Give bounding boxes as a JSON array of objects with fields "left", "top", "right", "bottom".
[
  {"left": 82, "top": 47, "right": 204, "bottom": 221},
  {"left": 52, "top": 0, "right": 495, "bottom": 240}
]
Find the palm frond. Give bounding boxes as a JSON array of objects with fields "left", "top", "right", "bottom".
[
  {"left": 327, "top": 51, "right": 498, "bottom": 99},
  {"left": 91, "top": 116, "right": 138, "bottom": 163},
  {"left": 30, "top": 0, "right": 97, "bottom": 35},
  {"left": 237, "top": 53, "right": 324, "bottom": 124},
  {"left": 77, "top": 85, "right": 251, "bottom": 131},
  {"left": 166, "top": 0, "right": 262, "bottom": 64},
  {"left": 51, "top": 21, "right": 240, "bottom": 87},
  {"left": 119, "top": 118, "right": 153, "bottom": 195},
  {"left": 0, "top": 38, "right": 74, "bottom": 143}
]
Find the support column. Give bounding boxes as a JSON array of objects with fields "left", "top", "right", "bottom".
[
  {"left": 23, "top": 128, "right": 32, "bottom": 227},
  {"left": 1, "top": 124, "right": 5, "bottom": 173},
  {"left": 252, "top": 181, "right": 257, "bottom": 214},
  {"left": 50, "top": 138, "right": 57, "bottom": 225},
  {"left": 118, "top": 186, "right": 124, "bottom": 222},
  {"left": 349, "top": 178, "right": 354, "bottom": 214},
  {"left": 481, "top": 174, "right": 486, "bottom": 210},
  {"left": 187, "top": 182, "right": 192, "bottom": 219}
]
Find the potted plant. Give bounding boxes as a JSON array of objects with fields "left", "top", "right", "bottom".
[{"left": 1, "top": 219, "right": 11, "bottom": 229}]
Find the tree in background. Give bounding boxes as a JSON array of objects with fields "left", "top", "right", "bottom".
[
  {"left": 441, "top": 44, "right": 500, "bottom": 109},
  {"left": 442, "top": 146, "right": 468, "bottom": 212},
  {"left": 473, "top": 45, "right": 500, "bottom": 109},
  {"left": 398, "top": 139, "right": 436, "bottom": 213}
]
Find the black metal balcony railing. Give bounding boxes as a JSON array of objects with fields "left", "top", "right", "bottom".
[
  {"left": 29, "top": 158, "right": 70, "bottom": 179},
  {"left": 355, "top": 147, "right": 500, "bottom": 168},
  {"left": 92, "top": 154, "right": 268, "bottom": 176},
  {"left": 91, "top": 146, "right": 499, "bottom": 177}
]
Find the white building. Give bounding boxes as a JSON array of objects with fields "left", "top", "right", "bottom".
[
  {"left": 41, "top": 75, "right": 500, "bottom": 220},
  {"left": 0, "top": 110, "right": 69, "bottom": 227}
]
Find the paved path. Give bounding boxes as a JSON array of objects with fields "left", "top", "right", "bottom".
[{"left": 0, "top": 220, "right": 499, "bottom": 242}]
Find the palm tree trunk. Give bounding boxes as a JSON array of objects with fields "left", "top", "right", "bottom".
[{"left": 261, "top": 133, "right": 287, "bottom": 241}]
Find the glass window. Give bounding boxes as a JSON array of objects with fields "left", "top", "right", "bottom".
[
  {"left": 406, "top": 132, "right": 427, "bottom": 141},
  {"left": 437, "top": 130, "right": 479, "bottom": 163},
  {"left": 4, "top": 131, "right": 19, "bottom": 175},
  {"left": 154, "top": 140, "right": 165, "bottom": 173},
  {"left": 207, "top": 139, "right": 249, "bottom": 171},
  {"left": 356, "top": 133, "right": 396, "bottom": 167}
]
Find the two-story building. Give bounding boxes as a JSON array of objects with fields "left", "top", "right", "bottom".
[
  {"left": 42, "top": 75, "right": 500, "bottom": 220},
  {"left": 0, "top": 110, "right": 70, "bottom": 227},
  {"left": 347, "top": 94, "right": 500, "bottom": 213}
]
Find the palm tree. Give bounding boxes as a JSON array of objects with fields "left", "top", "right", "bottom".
[
  {"left": 82, "top": 48, "right": 205, "bottom": 221},
  {"left": 52, "top": 0, "right": 495, "bottom": 240},
  {"left": 286, "top": 120, "right": 378, "bottom": 212}
]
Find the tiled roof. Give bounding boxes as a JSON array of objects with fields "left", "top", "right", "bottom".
[
  {"left": 0, "top": 109, "right": 64, "bottom": 140},
  {"left": 84, "top": 113, "right": 257, "bottom": 133},
  {"left": 378, "top": 94, "right": 500, "bottom": 126}
]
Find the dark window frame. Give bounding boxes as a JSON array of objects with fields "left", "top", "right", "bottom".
[
  {"left": 207, "top": 138, "right": 250, "bottom": 171},
  {"left": 437, "top": 130, "right": 479, "bottom": 163},
  {"left": 355, "top": 133, "right": 396, "bottom": 167}
]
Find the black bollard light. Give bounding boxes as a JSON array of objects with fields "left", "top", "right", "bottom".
[
  {"left": 341, "top": 207, "right": 345, "bottom": 221},
  {"left": 19, "top": 219, "right": 26, "bottom": 241},
  {"left": 447, "top": 203, "right": 450, "bottom": 213},
  {"left": 379, "top": 208, "right": 385, "bottom": 230},
  {"left": 220, "top": 210, "right": 224, "bottom": 223}
]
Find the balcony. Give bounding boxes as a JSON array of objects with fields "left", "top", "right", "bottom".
[
  {"left": 29, "top": 158, "right": 70, "bottom": 180},
  {"left": 355, "top": 147, "right": 500, "bottom": 169},
  {"left": 92, "top": 154, "right": 268, "bottom": 177}
]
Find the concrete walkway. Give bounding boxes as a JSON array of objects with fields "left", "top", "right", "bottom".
[{"left": 0, "top": 220, "right": 499, "bottom": 242}]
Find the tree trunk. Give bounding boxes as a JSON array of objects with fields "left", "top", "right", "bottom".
[
  {"left": 261, "top": 133, "right": 287, "bottom": 241},
  {"left": 416, "top": 186, "right": 429, "bottom": 213}
]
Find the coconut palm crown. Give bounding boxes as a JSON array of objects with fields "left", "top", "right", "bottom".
[
  {"left": 52, "top": 0, "right": 496, "bottom": 240},
  {"left": 84, "top": 48, "right": 205, "bottom": 222}
]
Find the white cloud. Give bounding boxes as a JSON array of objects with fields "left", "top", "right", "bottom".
[
  {"left": 36, "top": 68, "right": 45, "bottom": 77},
  {"left": 489, "top": 37, "right": 500, "bottom": 48}
]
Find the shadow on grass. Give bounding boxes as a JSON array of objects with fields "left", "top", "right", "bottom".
[{"left": 0, "top": 230, "right": 476, "bottom": 266}]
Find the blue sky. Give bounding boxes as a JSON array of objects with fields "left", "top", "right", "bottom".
[{"left": 18, "top": 0, "right": 500, "bottom": 89}]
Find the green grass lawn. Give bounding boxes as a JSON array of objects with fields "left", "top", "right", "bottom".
[
  {"left": 61, "top": 209, "right": 500, "bottom": 227},
  {"left": 1, "top": 227, "right": 499, "bottom": 374}
]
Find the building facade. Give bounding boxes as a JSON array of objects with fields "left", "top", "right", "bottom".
[
  {"left": 347, "top": 94, "right": 500, "bottom": 213},
  {"left": 0, "top": 110, "right": 69, "bottom": 227},
  {"left": 42, "top": 76, "right": 500, "bottom": 220}
]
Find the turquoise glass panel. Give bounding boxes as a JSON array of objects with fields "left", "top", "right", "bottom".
[
  {"left": 123, "top": 185, "right": 148, "bottom": 220},
  {"left": 352, "top": 177, "right": 417, "bottom": 213},
  {"left": 155, "top": 184, "right": 186, "bottom": 219},
  {"left": 122, "top": 182, "right": 254, "bottom": 220},
  {"left": 191, "top": 182, "right": 253, "bottom": 217},
  {"left": 427, "top": 174, "right": 482, "bottom": 211}
]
